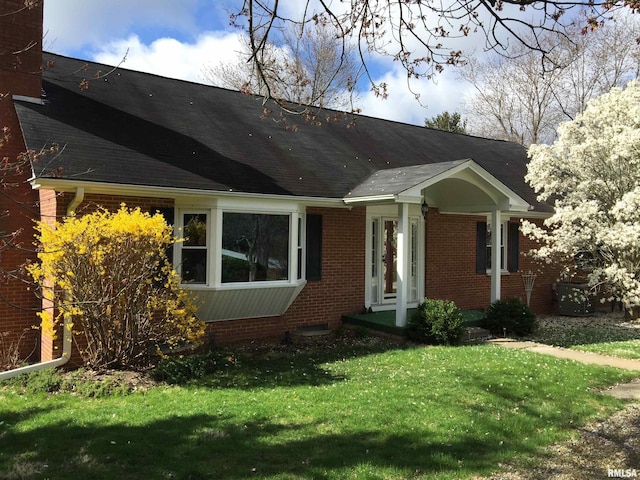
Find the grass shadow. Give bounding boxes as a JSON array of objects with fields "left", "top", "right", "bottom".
[
  {"left": 197, "top": 335, "right": 407, "bottom": 390},
  {"left": 0, "top": 409, "right": 540, "bottom": 479}
]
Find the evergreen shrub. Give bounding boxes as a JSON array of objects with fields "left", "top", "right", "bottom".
[
  {"left": 482, "top": 298, "right": 538, "bottom": 337},
  {"left": 407, "top": 299, "right": 465, "bottom": 345}
]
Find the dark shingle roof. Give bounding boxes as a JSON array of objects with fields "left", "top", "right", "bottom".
[
  {"left": 346, "top": 160, "right": 470, "bottom": 199},
  {"left": 15, "top": 53, "right": 550, "bottom": 212}
]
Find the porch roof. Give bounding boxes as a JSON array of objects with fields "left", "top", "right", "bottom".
[{"left": 343, "top": 159, "right": 532, "bottom": 214}]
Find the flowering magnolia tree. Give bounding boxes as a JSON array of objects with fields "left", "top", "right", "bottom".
[
  {"left": 28, "top": 206, "right": 205, "bottom": 369},
  {"left": 521, "top": 81, "right": 640, "bottom": 311}
]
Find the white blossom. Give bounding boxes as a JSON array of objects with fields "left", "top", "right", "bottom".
[{"left": 523, "top": 81, "right": 640, "bottom": 310}]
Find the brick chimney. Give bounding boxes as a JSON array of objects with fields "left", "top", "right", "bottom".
[
  {"left": 0, "top": 0, "right": 44, "bottom": 98},
  {"left": 0, "top": 0, "right": 44, "bottom": 363}
]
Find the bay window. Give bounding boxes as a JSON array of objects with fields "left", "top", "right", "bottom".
[
  {"left": 221, "top": 213, "right": 290, "bottom": 283},
  {"left": 175, "top": 206, "right": 309, "bottom": 287}
]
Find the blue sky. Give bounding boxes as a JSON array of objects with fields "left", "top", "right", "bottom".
[{"left": 42, "top": 1, "right": 473, "bottom": 126}]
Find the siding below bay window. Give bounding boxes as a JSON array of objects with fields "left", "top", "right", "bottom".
[{"left": 192, "top": 282, "right": 306, "bottom": 321}]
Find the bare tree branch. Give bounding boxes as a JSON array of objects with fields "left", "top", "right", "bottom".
[{"left": 232, "top": 0, "right": 638, "bottom": 111}]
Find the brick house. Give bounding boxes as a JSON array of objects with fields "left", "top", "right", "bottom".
[{"left": 1, "top": 1, "right": 556, "bottom": 365}]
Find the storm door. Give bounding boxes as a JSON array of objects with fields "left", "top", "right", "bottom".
[{"left": 370, "top": 217, "right": 419, "bottom": 306}]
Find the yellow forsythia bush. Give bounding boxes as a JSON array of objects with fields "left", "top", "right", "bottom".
[{"left": 28, "top": 205, "right": 205, "bottom": 369}]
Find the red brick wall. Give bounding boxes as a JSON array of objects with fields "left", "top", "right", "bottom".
[
  {"left": 62, "top": 193, "right": 174, "bottom": 216},
  {"left": 48, "top": 191, "right": 559, "bottom": 353},
  {"left": 425, "top": 209, "right": 558, "bottom": 314},
  {"left": 0, "top": 0, "right": 43, "bottom": 98},
  {"left": 0, "top": 0, "right": 44, "bottom": 362},
  {"left": 0, "top": 97, "right": 41, "bottom": 362},
  {"left": 38, "top": 189, "right": 59, "bottom": 361}
]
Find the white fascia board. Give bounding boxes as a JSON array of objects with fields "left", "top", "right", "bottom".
[
  {"left": 30, "top": 178, "right": 348, "bottom": 208},
  {"left": 394, "top": 194, "right": 424, "bottom": 204},
  {"left": 400, "top": 159, "right": 530, "bottom": 211},
  {"left": 343, "top": 194, "right": 397, "bottom": 205},
  {"left": 438, "top": 203, "right": 528, "bottom": 214},
  {"left": 438, "top": 207, "right": 552, "bottom": 218}
]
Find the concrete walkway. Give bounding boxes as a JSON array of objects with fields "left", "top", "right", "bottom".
[{"left": 489, "top": 338, "right": 640, "bottom": 399}]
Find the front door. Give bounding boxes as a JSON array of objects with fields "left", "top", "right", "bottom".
[
  {"left": 382, "top": 219, "right": 397, "bottom": 303},
  {"left": 369, "top": 216, "right": 420, "bottom": 307}
]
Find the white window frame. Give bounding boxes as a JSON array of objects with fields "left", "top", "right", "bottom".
[
  {"left": 173, "top": 202, "right": 306, "bottom": 290},
  {"left": 486, "top": 219, "right": 508, "bottom": 273},
  {"left": 220, "top": 210, "right": 294, "bottom": 285},
  {"left": 177, "top": 210, "right": 211, "bottom": 285},
  {"left": 297, "top": 214, "right": 306, "bottom": 280}
]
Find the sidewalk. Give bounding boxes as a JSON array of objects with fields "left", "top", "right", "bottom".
[{"left": 488, "top": 338, "right": 640, "bottom": 399}]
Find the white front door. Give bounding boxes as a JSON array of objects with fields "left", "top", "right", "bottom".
[
  {"left": 368, "top": 212, "right": 422, "bottom": 308},
  {"left": 382, "top": 218, "right": 398, "bottom": 303}
]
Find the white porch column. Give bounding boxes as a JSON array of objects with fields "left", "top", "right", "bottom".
[
  {"left": 490, "top": 208, "right": 501, "bottom": 303},
  {"left": 396, "top": 202, "right": 410, "bottom": 327}
]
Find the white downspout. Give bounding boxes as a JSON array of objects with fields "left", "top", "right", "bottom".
[{"left": 0, "top": 187, "right": 84, "bottom": 380}]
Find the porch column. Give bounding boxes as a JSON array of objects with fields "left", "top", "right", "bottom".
[
  {"left": 490, "top": 208, "right": 501, "bottom": 303},
  {"left": 396, "top": 202, "right": 410, "bottom": 327}
]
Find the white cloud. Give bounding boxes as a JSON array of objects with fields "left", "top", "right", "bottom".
[
  {"left": 90, "top": 32, "right": 245, "bottom": 85},
  {"left": 43, "top": 0, "right": 228, "bottom": 55},
  {"left": 357, "top": 65, "right": 472, "bottom": 126}
]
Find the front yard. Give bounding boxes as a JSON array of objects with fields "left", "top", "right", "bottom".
[{"left": 0, "top": 334, "right": 636, "bottom": 480}]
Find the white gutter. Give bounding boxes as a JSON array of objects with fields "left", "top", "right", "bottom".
[
  {"left": 0, "top": 187, "right": 84, "bottom": 380},
  {"left": 30, "top": 177, "right": 349, "bottom": 208}
]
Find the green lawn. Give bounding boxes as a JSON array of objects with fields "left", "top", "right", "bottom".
[
  {"left": 571, "top": 339, "right": 640, "bottom": 359},
  {"left": 0, "top": 340, "right": 636, "bottom": 480}
]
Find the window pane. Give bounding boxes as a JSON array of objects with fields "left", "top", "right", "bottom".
[
  {"left": 182, "top": 249, "right": 207, "bottom": 283},
  {"left": 371, "top": 219, "right": 378, "bottom": 304},
  {"left": 297, "top": 217, "right": 303, "bottom": 280},
  {"left": 409, "top": 219, "right": 418, "bottom": 303},
  {"left": 383, "top": 220, "right": 397, "bottom": 298},
  {"left": 222, "top": 213, "right": 289, "bottom": 283},
  {"left": 486, "top": 222, "right": 505, "bottom": 271},
  {"left": 183, "top": 214, "right": 207, "bottom": 246},
  {"left": 486, "top": 224, "right": 492, "bottom": 270}
]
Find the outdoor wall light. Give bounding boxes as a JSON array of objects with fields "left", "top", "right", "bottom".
[{"left": 421, "top": 200, "right": 429, "bottom": 221}]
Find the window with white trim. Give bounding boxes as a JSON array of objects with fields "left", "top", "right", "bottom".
[
  {"left": 175, "top": 206, "right": 313, "bottom": 287},
  {"left": 486, "top": 221, "right": 507, "bottom": 271},
  {"left": 476, "top": 219, "right": 520, "bottom": 274},
  {"left": 297, "top": 216, "right": 304, "bottom": 280},
  {"left": 221, "top": 212, "right": 290, "bottom": 283},
  {"left": 181, "top": 213, "right": 208, "bottom": 284}
]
